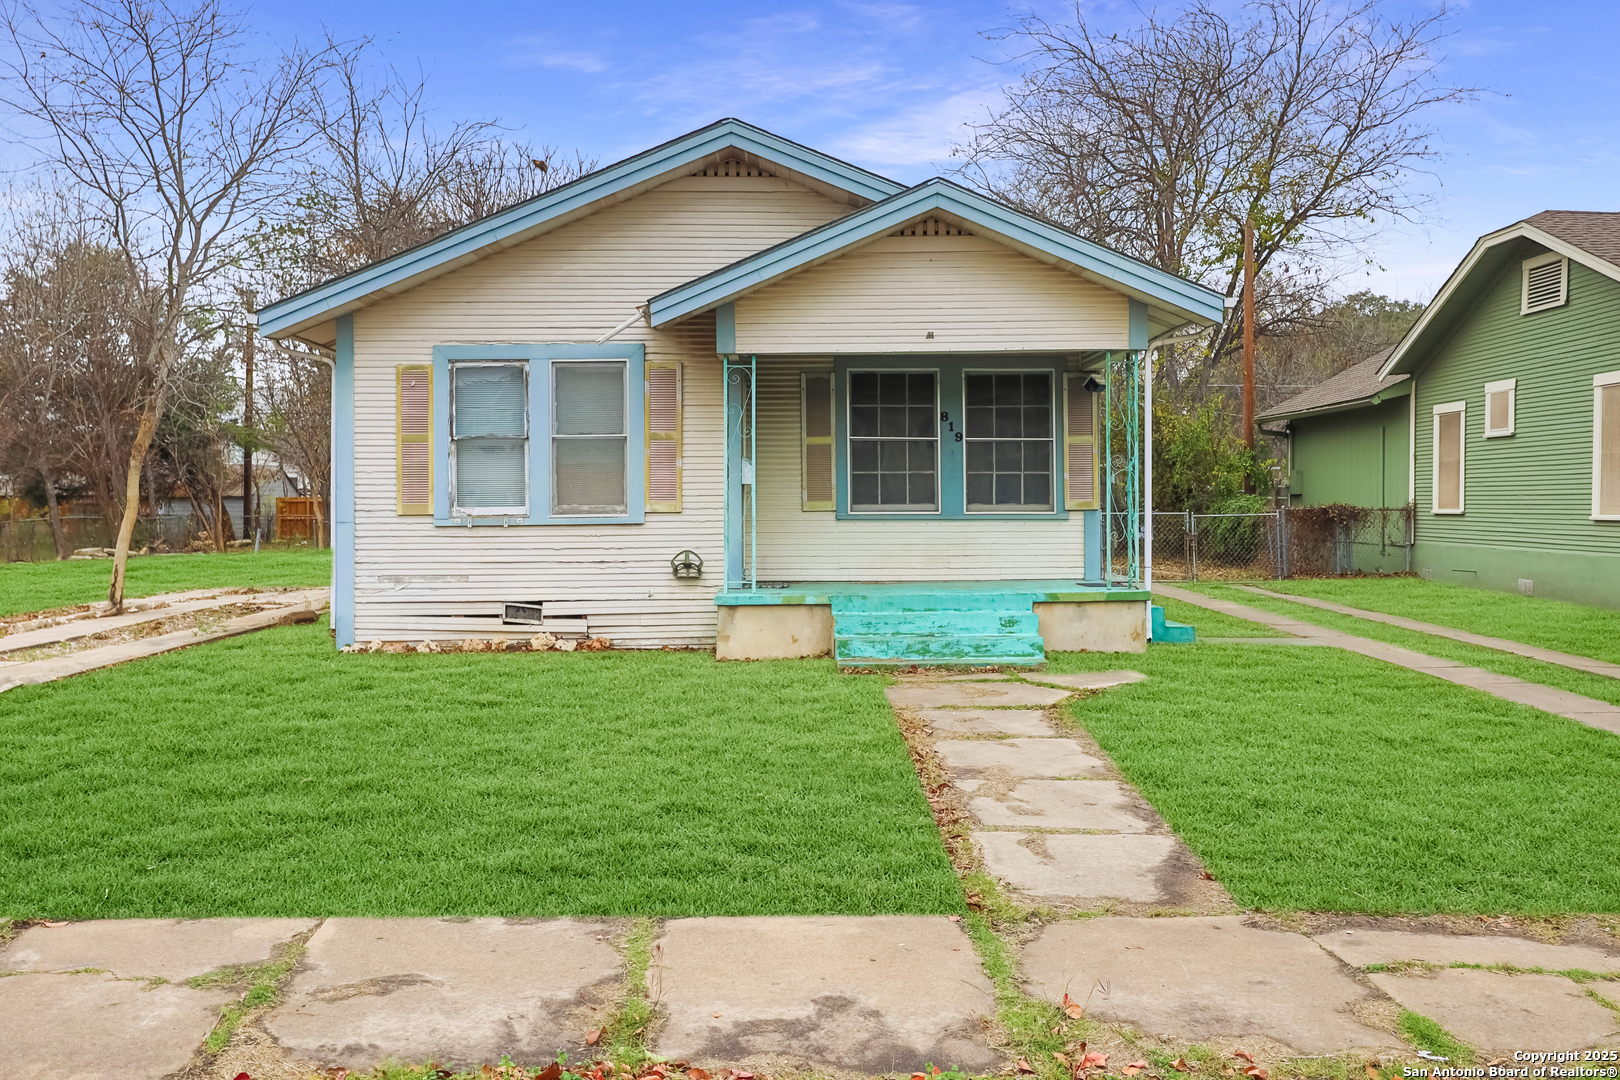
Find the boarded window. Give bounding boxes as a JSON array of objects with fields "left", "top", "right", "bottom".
[
  {"left": 451, "top": 362, "right": 527, "bottom": 515},
  {"left": 1064, "top": 374, "right": 1099, "bottom": 510},
  {"left": 552, "top": 361, "right": 627, "bottom": 515},
  {"left": 1434, "top": 403, "right": 1465, "bottom": 513},
  {"left": 801, "top": 373, "right": 834, "bottom": 510},
  {"left": 964, "top": 372, "right": 1054, "bottom": 513},
  {"left": 397, "top": 366, "right": 432, "bottom": 515},
  {"left": 645, "top": 362, "right": 682, "bottom": 512},
  {"left": 1522, "top": 253, "right": 1568, "bottom": 314},
  {"left": 848, "top": 371, "right": 938, "bottom": 513},
  {"left": 1598, "top": 373, "right": 1620, "bottom": 518},
  {"left": 1484, "top": 378, "right": 1515, "bottom": 438}
]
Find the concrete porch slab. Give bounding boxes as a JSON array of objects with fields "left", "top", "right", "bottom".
[
  {"left": 651, "top": 916, "right": 998, "bottom": 1074},
  {"left": 970, "top": 780, "right": 1152, "bottom": 832},
  {"left": 0, "top": 971, "right": 231, "bottom": 1080},
  {"left": 886, "top": 683, "right": 1073, "bottom": 709},
  {"left": 4, "top": 917, "right": 318, "bottom": 982},
  {"left": 1367, "top": 969, "right": 1618, "bottom": 1050},
  {"left": 977, "top": 832, "right": 1179, "bottom": 902},
  {"left": 1316, "top": 927, "right": 1620, "bottom": 974},
  {"left": 936, "top": 738, "right": 1109, "bottom": 778},
  {"left": 264, "top": 917, "right": 625, "bottom": 1070},
  {"left": 1022, "top": 917, "right": 1397, "bottom": 1056},
  {"left": 921, "top": 708, "right": 1053, "bottom": 736}
]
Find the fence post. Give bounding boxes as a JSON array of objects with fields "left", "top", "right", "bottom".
[{"left": 1189, "top": 511, "right": 1199, "bottom": 583}]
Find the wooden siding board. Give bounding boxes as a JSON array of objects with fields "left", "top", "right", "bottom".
[
  {"left": 1412, "top": 256, "right": 1620, "bottom": 559},
  {"left": 1290, "top": 397, "right": 1410, "bottom": 507}
]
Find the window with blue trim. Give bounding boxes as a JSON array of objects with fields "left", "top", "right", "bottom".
[
  {"left": 963, "top": 372, "right": 1054, "bottom": 513},
  {"left": 848, "top": 371, "right": 938, "bottom": 513}
]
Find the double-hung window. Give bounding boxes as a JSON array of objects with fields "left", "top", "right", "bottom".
[
  {"left": 552, "top": 361, "right": 628, "bottom": 516},
  {"left": 848, "top": 371, "right": 938, "bottom": 512},
  {"left": 964, "top": 372, "right": 1054, "bottom": 513},
  {"left": 451, "top": 362, "right": 528, "bottom": 516},
  {"left": 1433, "top": 401, "right": 1465, "bottom": 514},
  {"left": 1596, "top": 370, "right": 1620, "bottom": 520}
]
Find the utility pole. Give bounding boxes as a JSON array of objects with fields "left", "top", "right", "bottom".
[
  {"left": 241, "top": 289, "right": 256, "bottom": 542},
  {"left": 1242, "top": 218, "right": 1256, "bottom": 450}
]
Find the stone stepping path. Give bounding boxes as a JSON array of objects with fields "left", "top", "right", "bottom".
[
  {"left": 0, "top": 588, "right": 328, "bottom": 694},
  {"left": 885, "top": 681, "right": 1072, "bottom": 709},
  {"left": 1157, "top": 585, "right": 1620, "bottom": 735},
  {"left": 1236, "top": 584, "right": 1620, "bottom": 678},
  {"left": 0, "top": 589, "right": 287, "bottom": 653}
]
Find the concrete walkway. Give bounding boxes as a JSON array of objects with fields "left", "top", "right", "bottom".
[
  {"left": 1157, "top": 584, "right": 1620, "bottom": 734},
  {"left": 0, "top": 589, "right": 290, "bottom": 653},
  {"left": 1235, "top": 584, "right": 1620, "bottom": 679},
  {"left": 0, "top": 588, "right": 328, "bottom": 694}
]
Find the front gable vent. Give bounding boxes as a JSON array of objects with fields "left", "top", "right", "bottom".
[
  {"left": 891, "top": 217, "right": 973, "bottom": 237},
  {"left": 1522, "top": 252, "right": 1568, "bottom": 314},
  {"left": 692, "top": 157, "right": 774, "bottom": 177}
]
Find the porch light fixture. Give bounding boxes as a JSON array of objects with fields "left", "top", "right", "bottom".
[
  {"left": 1083, "top": 376, "right": 1104, "bottom": 393},
  {"left": 671, "top": 550, "right": 704, "bottom": 579}
]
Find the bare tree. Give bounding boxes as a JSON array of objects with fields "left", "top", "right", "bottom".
[
  {"left": 956, "top": 0, "right": 1474, "bottom": 368},
  {"left": 0, "top": 0, "right": 334, "bottom": 607}
]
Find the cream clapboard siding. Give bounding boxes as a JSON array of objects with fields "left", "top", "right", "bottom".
[
  {"left": 734, "top": 234, "right": 1130, "bottom": 354},
  {"left": 751, "top": 358, "right": 1089, "bottom": 580},
  {"left": 351, "top": 175, "right": 853, "bottom": 645}
]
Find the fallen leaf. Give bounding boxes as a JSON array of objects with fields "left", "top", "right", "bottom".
[
  {"left": 947, "top": 915, "right": 960, "bottom": 922},
  {"left": 1233, "top": 1053, "right": 1255, "bottom": 1065},
  {"left": 1062, "top": 992, "right": 1086, "bottom": 1019},
  {"left": 913, "top": 1074, "right": 928, "bottom": 1080},
  {"left": 1054, "top": 1053, "right": 1071, "bottom": 1066},
  {"left": 41, "top": 920, "right": 69, "bottom": 928},
  {"left": 931, "top": 1069, "right": 941, "bottom": 1077},
  {"left": 1082, "top": 1053, "right": 1109, "bottom": 1070},
  {"left": 1244, "top": 1069, "right": 1268, "bottom": 1080},
  {"left": 538, "top": 1064, "right": 563, "bottom": 1080},
  {"left": 234, "top": 1074, "right": 252, "bottom": 1080},
  {"left": 734, "top": 1073, "right": 753, "bottom": 1080},
  {"left": 1123, "top": 1061, "right": 1150, "bottom": 1077},
  {"left": 481, "top": 1068, "right": 496, "bottom": 1080},
  {"left": 713, "top": 1012, "right": 723, "bottom": 1018},
  {"left": 1366, "top": 1063, "right": 1382, "bottom": 1080},
  {"left": 1172, "top": 1060, "right": 1190, "bottom": 1072},
  {"left": 1017, "top": 1059, "right": 1035, "bottom": 1074},
  {"left": 585, "top": 1029, "right": 603, "bottom": 1046},
  {"left": 328, "top": 1070, "right": 350, "bottom": 1080},
  {"left": 689, "top": 1071, "right": 711, "bottom": 1080}
]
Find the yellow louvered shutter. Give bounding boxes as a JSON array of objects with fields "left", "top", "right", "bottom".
[
  {"left": 397, "top": 365, "right": 432, "bottom": 515},
  {"left": 646, "top": 361, "right": 682, "bottom": 512},
  {"left": 801, "top": 373, "right": 834, "bottom": 511},
  {"left": 1064, "top": 373, "right": 1099, "bottom": 510}
]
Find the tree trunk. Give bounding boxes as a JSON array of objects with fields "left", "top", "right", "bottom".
[
  {"left": 108, "top": 404, "right": 159, "bottom": 612},
  {"left": 40, "top": 468, "right": 69, "bottom": 561}
]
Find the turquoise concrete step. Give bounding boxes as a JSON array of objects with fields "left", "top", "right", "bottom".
[
  {"left": 833, "top": 610, "right": 1041, "bottom": 637},
  {"left": 835, "top": 633, "right": 1046, "bottom": 664},
  {"left": 1150, "top": 604, "right": 1196, "bottom": 644},
  {"left": 829, "top": 591, "right": 1041, "bottom": 614}
]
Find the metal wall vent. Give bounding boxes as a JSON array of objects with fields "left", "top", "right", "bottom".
[{"left": 503, "top": 603, "right": 545, "bottom": 624}]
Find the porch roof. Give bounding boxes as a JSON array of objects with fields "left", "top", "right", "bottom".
[
  {"left": 647, "top": 179, "right": 1227, "bottom": 339},
  {"left": 714, "top": 580, "right": 1151, "bottom": 606}
]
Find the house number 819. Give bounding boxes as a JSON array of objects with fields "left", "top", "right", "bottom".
[{"left": 940, "top": 412, "right": 963, "bottom": 441}]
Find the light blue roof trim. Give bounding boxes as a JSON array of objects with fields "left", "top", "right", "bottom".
[
  {"left": 648, "top": 179, "right": 1226, "bottom": 327},
  {"left": 258, "top": 119, "right": 905, "bottom": 338}
]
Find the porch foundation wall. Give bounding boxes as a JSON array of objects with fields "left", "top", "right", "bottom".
[
  {"left": 1035, "top": 600, "right": 1148, "bottom": 654},
  {"left": 716, "top": 604, "right": 835, "bottom": 660}
]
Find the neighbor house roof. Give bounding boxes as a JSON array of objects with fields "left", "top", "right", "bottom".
[
  {"left": 1258, "top": 349, "right": 1409, "bottom": 427},
  {"left": 1380, "top": 210, "right": 1620, "bottom": 378},
  {"left": 648, "top": 177, "right": 1227, "bottom": 336},
  {"left": 255, "top": 119, "right": 906, "bottom": 343}
]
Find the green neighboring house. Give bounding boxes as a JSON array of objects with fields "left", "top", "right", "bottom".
[{"left": 1262, "top": 210, "right": 1620, "bottom": 608}]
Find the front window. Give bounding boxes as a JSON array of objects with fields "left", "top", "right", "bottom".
[
  {"left": 964, "top": 372, "right": 1054, "bottom": 512},
  {"left": 552, "top": 361, "right": 628, "bottom": 515},
  {"left": 451, "top": 362, "right": 528, "bottom": 515},
  {"left": 848, "top": 371, "right": 938, "bottom": 513}
]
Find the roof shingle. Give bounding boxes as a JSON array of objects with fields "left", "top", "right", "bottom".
[
  {"left": 1524, "top": 210, "right": 1620, "bottom": 269},
  {"left": 1257, "top": 348, "right": 1406, "bottom": 423}
]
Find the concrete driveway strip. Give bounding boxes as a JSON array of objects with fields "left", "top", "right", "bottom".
[
  {"left": 651, "top": 915, "right": 998, "bottom": 1074},
  {"left": 264, "top": 917, "right": 627, "bottom": 1070},
  {"left": 1156, "top": 585, "right": 1620, "bottom": 733},
  {"left": 1021, "top": 917, "right": 1398, "bottom": 1056},
  {"left": 1236, "top": 585, "right": 1620, "bottom": 679}
]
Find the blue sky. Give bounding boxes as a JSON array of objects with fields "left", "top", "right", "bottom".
[{"left": 256, "top": 0, "right": 1619, "bottom": 301}]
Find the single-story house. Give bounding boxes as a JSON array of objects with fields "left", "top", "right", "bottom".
[
  {"left": 256, "top": 119, "right": 1225, "bottom": 662},
  {"left": 1260, "top": 210, "right": 1620, "bottom": 607}
]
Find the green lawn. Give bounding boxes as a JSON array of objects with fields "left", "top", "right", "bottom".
[
  {"left": 1048, "top": 643, "right": 1620, "bottom": 914},
  {"left": 1154, "top": 592, "right": 1276, "bottom": 638},
  {"left": 1261, "top": 576, "right": 1620, "bottom": 665},
  {"left": 0, "top": 547, "right": 332, "bottom": 616},
  {"left": 0, "top": 619, "right": 960, "bottom": 919},
  {"left": 1183, "top": 582, "right": 1620, "bottom": 709}
]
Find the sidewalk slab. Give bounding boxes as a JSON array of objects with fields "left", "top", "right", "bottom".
[
  {"left": 1368, "top": 969, "right": 1617, "bottom": 1050},
  {"left": 0, "top": 971, "right": 230, "bottom": 1080},
  {"left": 921, "top": 709, "right": 1053, "bottom": 736},
  {"left": 1024, "top": 671, "right": 1147, "bottom": 691},
  {"left": 4, "top": 917, "right": 317, "bottom": 982},
  {"left": 886, "top": 683, "right": 1072, "bottom": 709},
  {"left": 970, "top": 780, "right": 1151, "bottom": 832},
  {"left": 977, "top": 832, "right": 1179, "bottom": 902},
  {"left": 1318, "top": 927, "right": 1620, "bottom": 974},
  {"left": 936, "top": 738, "right": 1109, "bottom": 778},
  {"left": 1022, "top": 917, "right": 1396, "bottom": 1055},
  {"left": 652, "top": 916, "right": 997, "bottom": 1074},
  {"left": 264, "top": 917, "right": 625, "bottom": 1070}
]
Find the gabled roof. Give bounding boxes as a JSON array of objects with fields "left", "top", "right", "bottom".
[
  {"left": 648, "top": 178, "right": 1226, "bottom": 334},
  {"left": 256, "top": 119, "right": 905, "bottom": 341},
  {"left": 1257, "top": 349, "right": 1408, "bottom": 426},
  {"left": 1381, "top": 211, "right": 1620, "bottom": 378}
]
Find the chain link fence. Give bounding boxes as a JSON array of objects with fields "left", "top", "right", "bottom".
[
  {"left": 0, "top": 509, "right": 306, "bottom": 562},
  {"left": 1138, "top": 505, "right": 1413, "bottom": 582}
]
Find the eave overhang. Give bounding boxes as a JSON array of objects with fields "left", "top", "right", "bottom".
[
  {"left": 646, "top": 179, "right": 1227, "bottom": 335},
  {"left": 1257, "top": 379, "right": 1413, "bottom": 428},
  {"left": 1380, "top": 221, "right": 1620, "bottom": 379},
  {"left": 255, "top": 119, "right": 905, "bottom": 342}
]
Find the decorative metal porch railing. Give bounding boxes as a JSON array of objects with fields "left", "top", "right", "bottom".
[{"left": 722, "top": 354, "right": 758, "bottom": 591}]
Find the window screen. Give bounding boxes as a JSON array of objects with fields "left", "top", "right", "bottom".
[
  {"left": 1435, "top": 407, "right": 1463, "bottom": 512},
  {"left": 964, "top": 372, "right": 1054, "bottom": 512},
  {"left": 848, "top": 371, "right": 937, "bottom": 512},
  {"left": 553, "top": 361, "right": 627, "bottom": 515},
  {"left": 451, "top": 363, "right": 527, "bottom": 514},
  {"left": 1601, "top": 383, "right": 1620, "bottom": 517}
]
